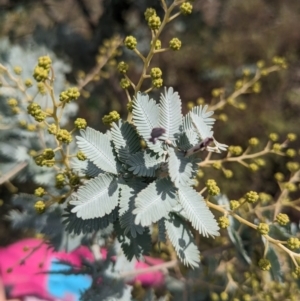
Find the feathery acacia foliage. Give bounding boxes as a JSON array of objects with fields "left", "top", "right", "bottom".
[{"left": 69, "top": 87, "right": 227, "bottom": 266}]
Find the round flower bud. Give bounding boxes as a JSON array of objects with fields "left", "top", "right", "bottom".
[
  {"left": 284, "top": 182, "right": 297, "bottom": 192},
  {"left": 77, "top": 151, "right": 87, "bottom": 161},
  {"left": 34, "top": 110, "right": 47, "bottom": 122},
  {"left": 25, "top": 78, "right": 33, "bottom": 88},
  {"left": 230, "top": 200, "right": 240, "bottom": 210},
  {"left": 150, "top": 67, "right": 162, "bottom": 79},
  {"left": 274, "top": 172, "right": 284, "bottom": 182},
  {"left": 294, "top": 267, "right": 300, "bottom": 278},
  {"left": 152, "top": 78, "right": 163, "bottom": 88},
  {"left": 287, "top": 237, "right": 300, "bottom": 250},
  {"left": 34, "top": 187, "right": 45, "bottom": 197},
  {"left": 286, "top": 162, "right": 300, "bottom": 172},
  {"left": 59, "top": 87, "right": 80, "bottom": 103},
  {"left": 38, "top": 56, "right": 52, "bottom": 70},
  {"left": 7, "top": 98, "right": 18, "bottom": 107},
  {"left": 218, "top": 216, "right": 230, "bottom": 229},
  {"left": 33, "top": 66, "right": 49, "bottom": 82},
  {"left": 144, "top": 8, "right": 156, "bottom": 21},
  {"left": 124, "top": 36, "right": 137, "bottom": 50},
  {"left": 208, "top": 185, "right": 220, "bottom": 196},
  {"left": 228, "top": 146, "right": 243, "bottom": 156},
  {"left": 223, "top": 169, "right": 233, "bottom": 178},
  {"left": 27, "top": 102, "right": 41, "bottom": 116},
  {"left": 269, "top": 133, "right": 279, "bottom": 141},
  {"left": 257, "top": 223, "right": 269, "bottom": 235},
  {"left": 245, "top": 191, "right": 259, "bottom": 203},
  {"left": 43, "top": 148, "right": 55, "bottom": 160},
  {"left": 27, "top": 124, "right": 37, "bottom": 131},
  {"left": 259, "top": 192, "right": 272, "bottom": 203},
  {"left": 154, "top": 39, "right": 161, "bottom": 50},
  {"left": 252, "top": 82, "right": 261, "bottom": 93},
  {"left": 257, "top": 60, "right": 265, "bottom": 69},
  {"left": 148, "top": 15, "right": 161, "bottom": 30},
  {"left": 272, "top": 143, "right": 282, "bottom": 152},
  {"left": 102, "top": 110, "right": 120, "bottom": 126},
  {"left": 169, "top": 38, "right": 182, "bottom": 51},
  {"left": 287, "top": 133, "right": 297, "bottom": 141},
  {"left": 48, "top": 124, "right": 57, "bottom": 135},
  {"left": 13, "top": 66, "right": 22, "bottom": 75},
  {"left": 235, "top": 80, "right": 243, "bottom": 90},
  {"left": 249, "top": 163, "right": 259, "bottom": 172},
  {"left": 117, "top": 61, "right": 129, "bottom": 74},
  {"left": 220, "top": 292, "right": 228, "bottom": 301},
  {"left": 34, "top": 200, "right": 46, "bottom": 214},
  {"left": 180, "top": 2, "right": 193, "bottom": 15},
  {"left": 120, "top": 78, "right": 131, "bottom": 89},
  {"left": 56, "top": 129, "right": 73, "bottom": 144},
  {"left": 212, "top": 162, "right": 222, "bottom": 169},
  {"left": 219, "top": 113, "right": 228, "bottom": 122},
  {"left": 286, "top": 149, "right": 296, "bottom": 158},
  {"left": 127, "top": 101, "right": 133, "bottom": 112},
  {"left": 275, "top": 213, "right": 289, "bottom": 226},
  {"left": 55, "top": 173, "right": 65, "bottom": 188},
  {"left": 74, "top": 118, "right": 87, "bottom": 129},
  {"left": 258, "top": 258, "right": 271, "bottom": 271},
  {"left": 248, "top": 137, "right": 259, "bottom": 146},
  {"left": 37, "top": 82, "right": 47, "bottom": 95}
]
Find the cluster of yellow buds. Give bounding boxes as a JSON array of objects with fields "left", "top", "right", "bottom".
[
  {"left": 7, "top": 98, "right": 20, "bottom": 114},
  {"left": 228, "top": 145, "right": 243, "bottom": 156},
  {"left": 244, "top": 191, "right": 259, "bottom": 203},
  {"left": 120, "top": 78, "right": 131, "bottom": 90},
  {"left": 169, "top": 38, "right": 182, "bottom": 51},
  {"left": 34, "top": 148, "right": 55, "bottom": 167},
  {"left": 34, "top": 200, "right": 46, "bottom": 213},
  {"left": 77, "top": 151, "right": 87, "bottom": 161},
  {"left": 74, "top": 118, "right": 87, "bottom": 129},
  {"left": 124, "top": 36, "right": 137, "bottom": 50},
  {"left": 286, "top": 162, "right": 299, "bottom": 172},
  {"left": 59, "top": 87, "right": 80, "bottom": 103},
  {"left": 27, "top": 102, "right": 46, "bottom": 122},
  {"left": 275, "top": 213, "right": 290, "bottom": 226},
  {"left": 258, "top": 258, "right": 271, "bottom": 271},
  {"left": 206, "top": 179, "right": 220, "bottom": 196},
  {"left": 33, "top": 55, "right": 52, "bottom": 82},
  {"left": 180, "top": 2, "right": 193, "bottom": 15},
  {"left": 117, "top": 61, "right": 129, "bottom": 74},
  {"left": 230, "top": 200, "right": 240, "bottom": 210},
  {"left": 218, "top": 216, "right": 230, "bottom": 229},
  {"left": 56, "top": 129, "right": 73, "bottom": 143},
  {"left": 144, "top": 8, "right": 161, "bottom": 30},
  {"left": 248, "top": 137, "right": 259, "bottom": 146},
  {"left": 257, "top": 223, "right": 269, "bottom": 235},
  {"left": 34, "top": 187, "right": 45, "bottom": 197},
  {"left": 55, "top": 173, "right": 65, "bottom": 189},
  {"left": 272, "top": 56, "right": 287, "bottom": 69},
  {"left": 102, "top": 111, "right": 120, "bottom": 125},
  {"left": 287, "top": 237, "right": 300, "bottom": 250},
  {"left": 150, "top": 67, "right": 163, "bottom": 88}
]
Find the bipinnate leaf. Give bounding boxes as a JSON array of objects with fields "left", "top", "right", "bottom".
[
  {"left": 178, "top": 186, "right": 219, "bottom": 237},
  {"left": 132, "top": 92, "right": 162, "bottom": 154},
  {"left": 190, "top": 112, "right": 213, "bottom": 141},
  {"left": 70, "top": 174, "right": 119, "bottom": 219},
  {"left": 127, "top": 149, "right": 164, "bottom": 177},
  {"left": 159, "top": 87, "right": 182, "bottom": 142},
  {"left": 118, "top": 180, "right": 146, "bottom": 238},
  {"left": 134, "top": 178, "right": 177, "bottom": 227},
  {"left": 158, "top": 218, "right": 167, "bottom": 243},
  {"left": 63, "top": 207, "right": 118, "bottom": 235},
  {"left": 76, "top": 127, "right": 118, "bottom": 175},
  {"left": 120, "top": 198, "right": 144, "bottom": 238},
  {"left": 183, "top": 105, "right": 215, "bottom": 132},
  {"left": 118, "top": 179, "right": 147, "bottom": 216},
  {"left": 168, "top": 147, "right": 194, "bottom": 187},
  {"left": 165, "top": 213, "right": 200, "bottom": 268},
  {"left": 111, "top": 120, "right": 141, "bottom": 163}
]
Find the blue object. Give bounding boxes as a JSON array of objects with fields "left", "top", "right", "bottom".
[{"left": 47, "top": 259, "right": 92, "bottom": 300}]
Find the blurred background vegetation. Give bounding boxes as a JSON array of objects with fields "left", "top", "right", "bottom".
[{"left": 1, "top": 0, "right": 300, "bottom": 299}]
